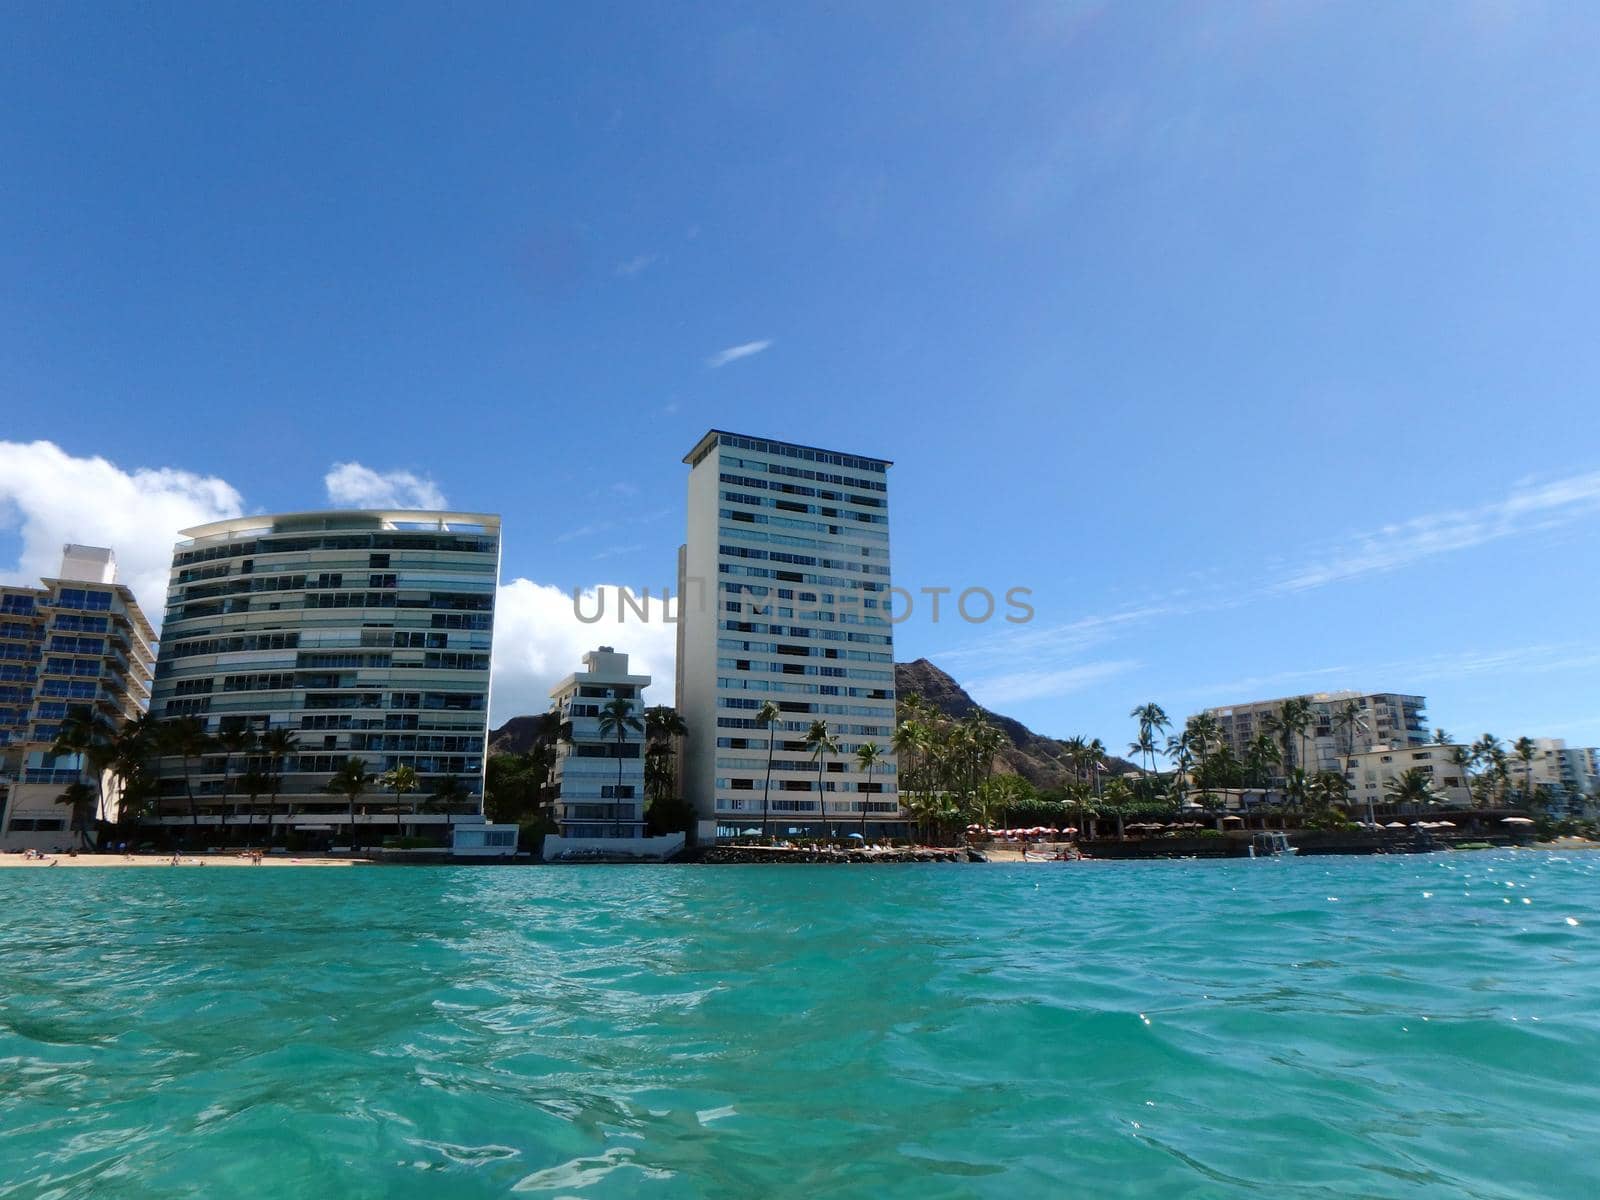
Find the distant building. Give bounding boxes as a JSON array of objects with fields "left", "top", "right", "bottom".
[
  {"left": 1201, "top": 691, "right": 1430, "bottom": 777},
  {"left": 1516, "top": 738, "right": 1600, "bottom": 817},
  {"left": 0, "top": 546, "right": 156, "bottom": 850},
  {"left": 676, "top": 431, "right": 899, "bottom": 842},
  {"left": 1343, "top": 743, "right": 1473, "bottom": 810},
  {"left": 147, "top": 510, "right": 499, "bottom": 845},
  {"left": 548, "top": 647, "right": 650, "bottom": 839}
]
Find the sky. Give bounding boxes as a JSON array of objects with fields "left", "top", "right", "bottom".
[{"left": 3, "top": 2, "right": 1598, "bottom": 752}]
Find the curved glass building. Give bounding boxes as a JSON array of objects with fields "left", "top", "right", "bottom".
[{"left": 148, "top": 510, "right": 500, "bottom": 845}]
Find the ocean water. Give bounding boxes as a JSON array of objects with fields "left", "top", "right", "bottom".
[{"left": 2, "top": 854, "right": 1598, "bottom": 1199}]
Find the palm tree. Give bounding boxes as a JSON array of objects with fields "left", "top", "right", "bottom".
[
  {"left": 1433, "top": 728, "right": 1453, "bottom": 746},
  {"left": 55, "top": 781, "right": 97, "bottom": 849},
  {"left": 1128, "top": 702, "right": 1169, "bottom": 777},
  {"left": 1471, "top": 734, "right": 1504, "bottom": 806},
  {"left": 596, "top": 697, "right": 643, "bottom": 837},
  {"left": 1165, "top": 729, "right": 1196, "bottom": 807},
  {"left": 1271, "top": 697, "right": 1316, "bottom": 774},
  {"left": 1244, "top": 732, "right": 1278, "bottom": 784},
  {"left": 324, "top": 757, "right": 373, "bottom": 851},
  {"left": 158, "top": 716, "right": 212, "bottom": 834},
  {"left": 804, "top": 719, "right": 838, "bottom": 830},
  {"left": 892, "top": 719, "right": 928, "bottom": 816},
  {"left": 1385, "top": 767, "right": 1444, "bottom": 809},
  {"left": 258, "top": 727, "right": 299, "bottom": 847},
  {"left": 214, "top": 727, "right": 257, "bottom": 836},
  {"left": 1086, "top": 737, "right": 1108, "bottom": 798},
  {"left": 756, "top": 700, "right": 782, "bottom": 838},
  {"left": 237, "top": 768, "right": 272, "bottom": 838},
  {"left": 1332, "top": 699, "right": 1368, "bottom": 763},
  {"left": 380, "top": 763, "right": 420, "bottom": 838},
  {"left": 106, "top": 712, "right": 157, "bottom": 834},
  {"left": 50, "top": 706, "right": 115, "bottom": 837},
  {"left": 427, "top": 775, "right": 472, "bottom": 813},
  {"left": 644, "top": 705, "right": 687, "bottom": 745},
  {"left": 1448, "top": 743, "right": 1474, "bottom": 806},
  {"left": 855, "top": 742, "right": 882, "bottom": 840},
  {"left": 1512, "top": 737, "right": 1538, "bottom": 804}
]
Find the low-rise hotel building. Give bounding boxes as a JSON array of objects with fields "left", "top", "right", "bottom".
[
  {"left": 147, "top": 510, "right": 499, "bottom": 844},
  {"left": 0, "top": 546, "right": 156, "bottom": 850},
  {"left": 676, "top": 430, "right": 899, "bottom": 841},
  {"left": 547, "top": 646, "right": 650, "bottom": 839},
  {"left": 1343, "top": 743, "right": 1473, "bottom": 810}
]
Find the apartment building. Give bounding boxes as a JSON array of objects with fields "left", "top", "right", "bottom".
[
  {"left": 676, "top": 431, "right": 899, "bottom": 842},
  {"left": 547, "top": 646, "right": 650, "bottom": 839},
  {"left": 0, "top": 546, "right": 156, "bottom": 850},
  {"left": 1202, "top": 691, "right": 1429, "bottom": 777},
  {"left": 1514, "top": 738, "right": 1600, "bottom": 816},
  {"left": 147, "top": 510, "right": 499, "bottom": 844}
]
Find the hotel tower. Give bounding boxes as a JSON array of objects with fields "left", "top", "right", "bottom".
[
  {"left": 148, "top": 510, "right": 500, "bottom": 844},
  {"left": 676, "top": 431, "right": 899, "bottom": 841}
]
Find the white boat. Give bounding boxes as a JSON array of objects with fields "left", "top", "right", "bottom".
[{"left": 1248, "top": 831, "right": 1297, "bottom": 858}]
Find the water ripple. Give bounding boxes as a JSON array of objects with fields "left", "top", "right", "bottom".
[{"left": 2, "top": 853, "right": 1599, "bottom": 1197}]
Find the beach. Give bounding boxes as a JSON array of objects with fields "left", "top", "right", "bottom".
[{"left": 0, "top": 851, "right": 368, "bottom": 868}]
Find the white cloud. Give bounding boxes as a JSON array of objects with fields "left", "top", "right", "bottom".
[
  {"left": 489, "top": 581, "right": 678, "bottom": 723},
  {"left": 706, "top": 339, "right": 773, "bottom": 368},
  {"left": 0, "top": 441, "right": 245, "bottom": 624},
  {"left": 324, "top": 462, "right": 448, "bottom": 510}
]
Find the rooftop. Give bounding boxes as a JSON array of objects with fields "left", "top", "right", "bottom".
[{"left": 683, "top": 429, "right": 892, "bottom": 469}]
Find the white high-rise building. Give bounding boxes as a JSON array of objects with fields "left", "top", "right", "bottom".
[
  {"left": 676, "top": 431, "right": 899, "bottom": 842},
  {"left": 548, "top": 647, "right": 650, "bottom": 839}
]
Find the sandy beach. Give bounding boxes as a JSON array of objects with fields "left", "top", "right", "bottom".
[{"left": 0, "top": 851, "right": 369, "bottom": 869}]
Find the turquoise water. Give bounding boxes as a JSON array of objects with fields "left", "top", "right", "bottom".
[{"left": 2, "top": 854, "right": 1598, "bottom": 1199}]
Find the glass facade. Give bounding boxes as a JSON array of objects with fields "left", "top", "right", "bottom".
[{"left": 148, "top": 511, "right": 501, "bottom": 836}]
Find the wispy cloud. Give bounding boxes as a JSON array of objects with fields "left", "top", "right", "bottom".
[
  {"left": 614, "top": 253, "right": 658, "bottom": 278},
  {"left": 592, "top": 544, "right": 644, "bottom": 561},
  {"left": 610, "top": 482, "right": 640, "bottom": 497},
  {"left": 706, "top": 339, "right": 773, "bottom": 368},
  {"left": 965, "top": 660, "right": 1140, "bottom": 707},
  {"left": 1275, "top": 469, "right": 1600, "bottom": 593},
  {"left": 556, "top": 521, "right": 614, "bottom": 544}
]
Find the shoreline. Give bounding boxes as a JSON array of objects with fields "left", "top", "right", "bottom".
[{"left": 0, "top": 851, "right": 371, "bottom": 869}]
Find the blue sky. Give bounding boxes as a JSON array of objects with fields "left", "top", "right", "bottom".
[{"left": 3, "top": 2, "right": 1598, "bottom": 747}]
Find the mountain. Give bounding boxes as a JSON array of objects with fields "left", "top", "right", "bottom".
[
  {"left": 894, "top": 658, "right": 1138, "bottom": 790},
  {"left": 487, "top": 711, "right": 559, "bottom": 758}
]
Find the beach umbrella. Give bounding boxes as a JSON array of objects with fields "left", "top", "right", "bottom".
[
  {"left": 1501, "top": 816, "right": 1535, "bottom": 825},
  {"left": 1063, "top": 827, "right": 1078, "bottom": 835},
  {"left": 1434, "top": 820, "right": 1456, "bottom": 828},
  {"left": 741, "top": 828, "right": 762, "bottom": 835},
  {"left": 847, "top": 832, "right": 865, "bottom": 840},
  {"left": 1385, "top": 821, "right": 1407, "bottom": 829}
]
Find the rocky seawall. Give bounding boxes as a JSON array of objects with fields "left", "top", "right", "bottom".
[{"left": 695, "top": 846, "right": 979, "bottom": 865}]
